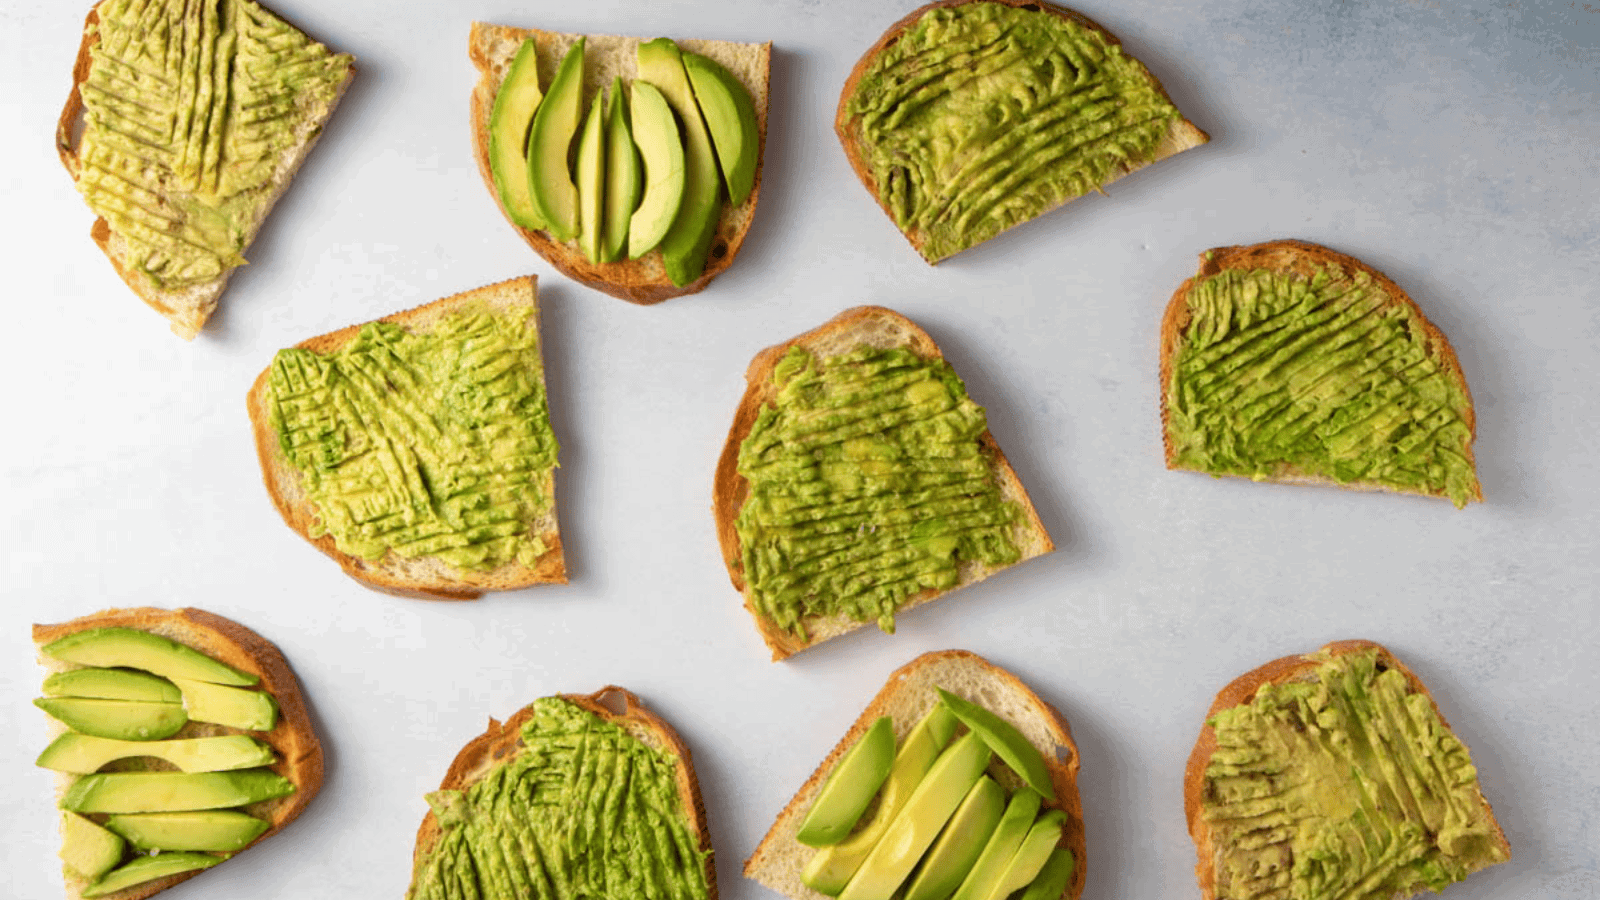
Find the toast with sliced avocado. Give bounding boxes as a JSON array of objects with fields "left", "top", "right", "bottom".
[
  {"left": 33, "top": 607, "right": 323, "bottom": 900},
  {"left": 1185, "top": 640, "right": 1510, "bottom": 900},
  {"left": 246, "top": 275, "right": 563, "bottom": 600},
  {"left": 469, "top": 23, "right": 770, "bottom": 304},
  {"left": 745, "top": 650, "right": 1085, "bottom": 900},
  {"left": 713, "top": 307, "right": 1052, "bottom": 660}
]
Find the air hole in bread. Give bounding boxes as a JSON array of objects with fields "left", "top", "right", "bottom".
[
  {"left": 710, "top": 240, "right": 728, "bottom": 261},
  {"left": 1019, "top": 3, "right": 1043, "bottom": 10},
  {"left": 595, "top": 688, "right": 629, "bottom": 716}
]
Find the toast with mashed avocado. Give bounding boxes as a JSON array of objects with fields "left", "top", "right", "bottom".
[
  {"left": 406, "top": 687, "right": 714, "bottom": 900},
  {"left": 246, "top": 275, "right": 563, "bottom": 600},
  {"left": 1160, "top": 240, "right": 1481, "bottom": 507},
  {"left": 33, "top": 607, "right": 323, "bottom": 900},
  {"left": 836, "top": 0, "right": 1208, "bottom": 263},
  {"left": 713, "top": 307, "right": 1052, "bottom": 660},
  {"left": 1185, "top": 640, "right": 1510, "bottom": 900},
  {"left": 468, "top": 23, "right": 770, "bottom": 304},
  {"left": 745, "top": 649, "right": 1086, "bottom": 900},
  {"left": 56, "top": 0, "right": 354, "bottom": 339}
]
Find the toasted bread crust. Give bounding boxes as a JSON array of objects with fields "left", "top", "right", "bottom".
[
  {"left": 1182, "top": 640, "right": 1511, "bottom": 900},
  {"left": 33, "top": 607, "right": 324, "bottom": 900},
  {"left": 408, "top": 687, "right": 715, "bottom": 900},
  {"left": 246, "top": 276, "right": 565, "bottom": 600},
  {"left": 744, "top": 649, "right": 1086, "bottom": 900},
  {"left": 835, "top": 0, "right": 1209, "bottom": 263},
  {"left": 713, "top": 307, "right": 1052, "bottom": 660},
  {"left": 1158, "top": 239, "right": 1481, "bottom": 503},
  {"left": 467, "top": 23, "right": 771, "bottom": 304}
]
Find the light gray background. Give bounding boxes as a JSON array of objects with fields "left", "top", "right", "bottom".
[{"left": 2, "top": 1, "right": 1596, "bottom": 898}]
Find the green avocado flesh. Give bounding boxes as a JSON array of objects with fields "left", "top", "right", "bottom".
[
  {"left": 735, "top": 345, "right": 1021, "bottom": 641},
  {"left": 1165, "top": 264, "right": 1479, "bottom": 507},
  {"left": 75, "top": 0, "right": 351, "bottom": 289},
  {"left": 35, "top": 698, "right": 187, "bottom": 741},
  {"left": 1202, "top": 649, "right": 1508, "bottom": 900},
  {"left": 43, "top": 627, "right": 256, "bottom": 686},
  {"left": 82, "top": 853, "right": 221, "bottom": 898},
  {"left": 265, "top": 307, "right": 558, "bottom": 570},
  {"left": 489, "top": 39, "right": 547, "bottom": 231},
  {"left": 171, "top": 677, "right": 278, "bottom": 731},
  {"left": 405, "top": 698, "right": 711, "bottom": 900},
  {"left": 61, "top": 813, "right": 124, "bottom": 882},
  {"left": 798, "top": 716, "right": 897, "bottom": 847},
  {"left": 843, "top": 2, "right": 1182, "bottom": 262},
  {"left": 106, "top": 810, "right": 269, "bottom": 852},
  {"left": 44, "top": 668, "right": 180, "bottom": 703},
  {"left": 37, "top": 733, "right": 275, "bottom": 774},
  {"left": 61, "top": 770, "right": 295, "bottom": 814}
]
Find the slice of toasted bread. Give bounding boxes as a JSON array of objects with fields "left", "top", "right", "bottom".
[
  {"left": 33, "top": 607, "right": 324, "bottom": 900},
  {"left": 745, "top": 649, "right": 1086, "bottom": 900},
  {"left": 406, "top": 687, "right": 715, "bottom": 900},
  {"left": 56, "top": 0, "right": 354, "bottom": 340},
  {"left": 1160, "top": 239, "right": 1481, "bottom": 507},
  {"left": 713, "top": 306, "right": 1052, "bottom": 660},
  {"left": 836, "top": 0, "right": 1208, "bottom": 263},
  {"left": 1184, "top": 640, "right": 1511, "bottom": 900},
  {"left": 468, "top": 23, "right": 771, "bottom": 304},
  {"left": 246, "top": 275, "right": 563, "bottom": 600}
]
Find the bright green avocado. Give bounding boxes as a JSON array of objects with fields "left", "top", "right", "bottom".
[
  {"left": 627, "top": 80, "right": 686, "bottom": 258},
  {"left": 797, "top": 716, "right": 896, "bottom": 846},
  {"left": 34, "top": 698, "right": 187, "bottom": 741},
  {"left": 59, "top": 812, "right": 124, "bottom": 882},
  {"left": 44, "top": 668, "right": 181, "bottom": 703},
  {"left": 902, "top": 775, "right": 1006, "bottom": 900},
  {"left": 42, "top": 628, "right": 256, "bottom": 686},
  {"left": 977, "top": 809, "right": 1066, "bottom": 900},
  {"left": 61, "top": 770, "right": 295, "bottom": 814},
  {"left": 528, "top": 37, "right": 586, "bottom": 240},
  {"left": 937, "top": 688, "right": 1055, "bottom": 801},
  {"left": 804, "top": 703, "right": 958, "bottom": 895},
  {"left": 106, "top": 810, "right": 270, "bottom": 852},
  {"left": 947, "top": 789, "right": 1041, "bottom": 900},
  {"left": 683, "top": 51, "right": 759, "bottom": 207},
  {"left": 171, "top": 677, "right": 277, "bottom": 731},
  {"left": 37, "top": 733, "right": 276, "bottom": 774},
  {"left": 636, "top": 38, "right": 722, "bottom": 286},
  {"left": 1016, "top": 848, "right": 1076, "bottom": 900},
  {"left": 602, "top": 78, "right": 642, "bottom": 263},
  {"left": 575, "top": 90, "right": 607, "bottom": 264},
  {"left": 82, "top": 853, "right": 221, "bottom": 898},
  {"left": 488, "top": 38, "right": 548, "bottom": 230}
]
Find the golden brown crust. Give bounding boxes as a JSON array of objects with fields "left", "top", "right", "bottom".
[
  {"left": 32, "top": 607, "right": 324, "bottom": 900},
  {"left": 1158, "top": 239, "right": 1482, "bottom": 503},
  {"left": 245, "top": 276, "right": 565, "bottom": 600},
  {"left": 1182, "top": 640, "right": 1512, "bottom": 900},
  {"left": 834, "top": 0, "right": 1209, "bottom": 263},
  {"left": 712, "top": 306, "right": 1053, "bottom": 660},
  {"left": 408, "top": 687, "right": 715, "bottom": 900},
  {"left": 467, "top": 24, "right": 771, "bottom": 304}
]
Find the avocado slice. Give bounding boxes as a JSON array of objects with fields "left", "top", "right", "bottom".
[
  {"left": 937, "top": 688, "right": 1056, "bottom": 801},
  {"left": 797, "top": 716, "right": 896, "bottom": 847},
  {"left": 635, "top": 37, "right": 722, "bottom": 286},
  {"left": 601, "top": 77, "right": 641, "bottom": 263},
  {"left": 627, "top": 80, "right": 686, "bottom": 258},
  {"left": 575, "top": 89, "right": 607, "bottom": 264},
  {"left": 489, "top": 37, "right": 548, "bottom": 230},
  {"left": 171, "top": 677, "right": 277, "bottom": 731},
  {"left": 527, "top": 36, "right": 586, "bottom": 240},
  {"left": 902, "top": 776, "right": 1006, "bottom": 900},
  {"left": 683, "top": 51, "right": 758, "bottom": 207},
  {"left": 44, "top": 668, "right": 181, "bottom": 703},
  {"left": 34, "top": 697, "right": 187, "bottom": 741},
  {"left": 837, "top": 731, "right": 992, "bottom": 900},
  {"left": 803, "top": 703, "right": 958, "bottom": 895},
  {"left": 946, "top": 789, "right": 1042, "bottom": 900},
  {"left": 61, "top": 770, "right": 295, "bottom": 814},
  {"left": 60, "top": 812, "right": 124, "bottom": 883},
  {"left": 37, "top": 733, "right": 276, "bottom": 774},
  {"left": 977, "top": 810, "right": 1067, "bottom": 900},
  {"left": 106, "top": 810, "right": 270, "bottom": 852},
  {"left": 82, "top": 853, "right": 221, "bottom": 898},
  {"left": 42, "top": 628, "right": 256, "bottom": 686},
  {"left": 1016, "top": 848, "right": 1076, "bottom": 900}
]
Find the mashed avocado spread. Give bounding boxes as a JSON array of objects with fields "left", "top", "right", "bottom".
[
  {"left": 1166, "top": 264, "right": 1478, "bottom": 506},
  {"left": 1202, "top": 649, "right": 1507, "bottom": 900},
  {"left": 75, "top": 0, "right": 351, "bottom": 288},
  {"left": 844, "top": 1, "right": 1184, "bottom": 261},
  {"left": 265, "top": 307, "right": 557, "bottom": 570},
  {"left": 408, "top": 698, "right": 709, "bottom": 900},
  {"left": 735, "top": 345, "right": 1021, "bottom": 640}
]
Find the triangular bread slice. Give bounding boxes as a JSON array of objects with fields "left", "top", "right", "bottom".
[
  {"left": 33, "top": 607, "right": 324, "bottom": 900},
  {"left": 745, "top": 649, "right": 1086, "bottom": 900},
  {"left": 1185, "top": 640, "right": 1510, "bottom": 900},
  {"left": 1160, "top": 239, "right": 1481, "bottom": 507},
  {"left": 712, "top": 307, "right": 1052, "bottom": 660},
  {"left": 246, "top": 276, "right": 563, "bottom": 600},
  {"left": 57, "top": 0, "right": 354, "bottom": 339},
  {"left": 468, "top": 23, "right": 770, "bottom": 304},
  {"left": 836, "top": 0, "right": 1208, "bottom": 263}
]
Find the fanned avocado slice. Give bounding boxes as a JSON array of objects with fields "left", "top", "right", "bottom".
[{"left": 489, "top": 38, "right": 548, "bottom": 230}]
